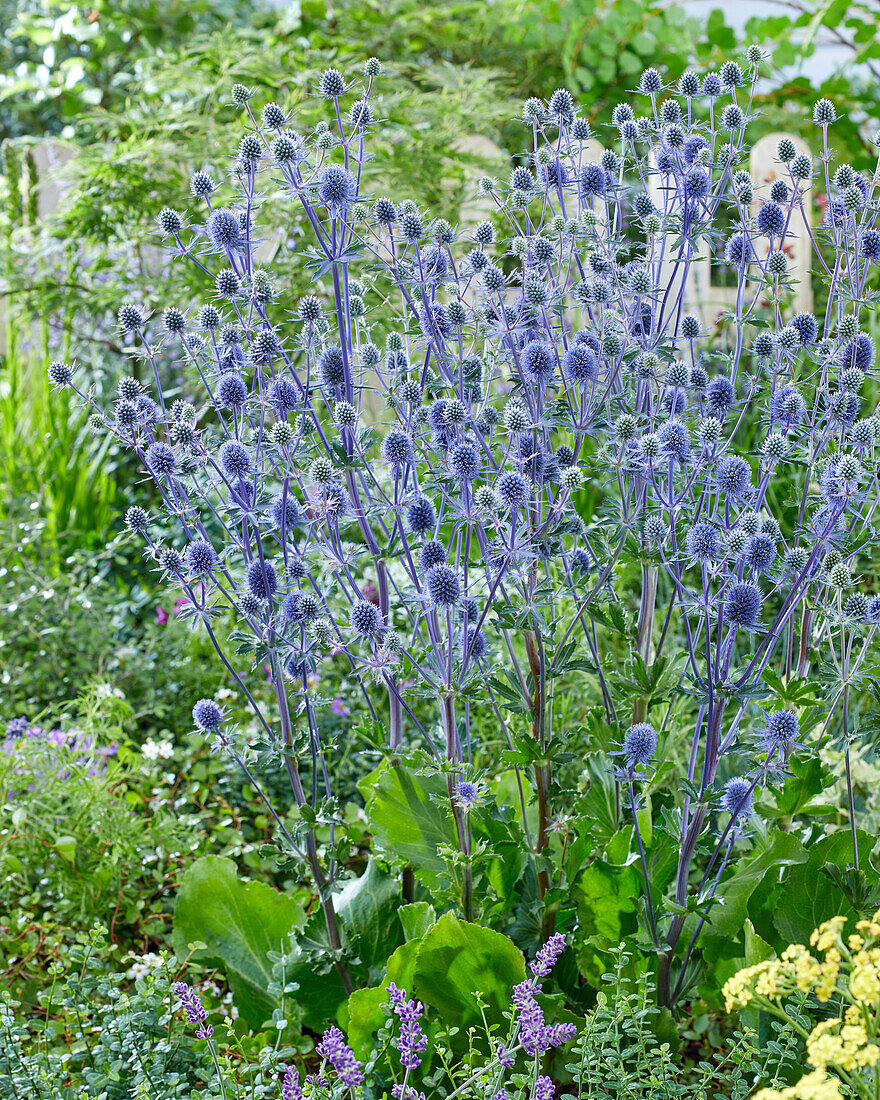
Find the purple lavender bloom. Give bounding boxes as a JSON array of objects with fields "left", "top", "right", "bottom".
[
  {"left": 386, "top": 983, "right": 428, "bottom": 1069},
  {"left": 316, "top": 1025, "right": 364, "bottom": 1087},
  {"left": 531, "top": 932, "right": 567, "bottom": 977},
  {"left": 533, "top": 1077, "right": 555, "bottom": 1100},
  {"left": 392, "top": 1087, "right": 426, "bottom": 1100},
  {"left": 496, "top": 1044, "right": 515, "bottom": 1068},
  {"left": 282, "top": 1067, "right": 303, "bottom": 1100},
  {"left": 512, "top": 978, "right": 576, "bottom": 1056},
  {"left": 171, "top": 981, "right": 213, "bottom": 1040}
]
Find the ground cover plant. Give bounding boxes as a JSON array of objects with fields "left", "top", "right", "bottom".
[{"left": 5, "top": 3, "right": 880, "bottom": 1096}]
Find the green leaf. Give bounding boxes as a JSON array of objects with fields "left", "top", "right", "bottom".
[
  {"left": 772, "top": 831, "right": 877, "bottom": 944},
  {"left": 334, "top": 858, "right": 404, "bottom": 970},
  {"left": 343, "top": 937, "right": 420, "bottom": 1056},
  {"left": 574, "top": 861, "right": 639, "bottom": 986},
  {"left": 55, "top": 836, "right": 77, "bottom": 863},
  {"left": 765, "top": 756, "right": 832, "bottom": 819},
  {"left": 359, "top": 765, "right": 454, "bottom": 889},
  {"left": 412, "top": 912, "right": 525, "bottom": 1031},
  {"left": 703, "top": 831, "right": 807, "bottom": 944},
  {"left": 399, "top": 902, "right": 436, "bottom": 942},
  {"left": 172, "top": 856, "right": 307, "bottom": 1029}
]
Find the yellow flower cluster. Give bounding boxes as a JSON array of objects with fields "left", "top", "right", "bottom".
[
  {"left": 753, "top": 1068, "right": 844, "bottom": 1100},
  {"left": 807, "top": 1018, "right": 879, "bottom": 1072},
  {"left": 723, "top": 912, "right": 880, "bottom": 1100}
]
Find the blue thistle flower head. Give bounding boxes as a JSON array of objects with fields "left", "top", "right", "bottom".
[
  {"left": 319, "top": 68, "right": 346, "bottom": 98},
  {"left": 319, "top": 345, "right": 345, "bottom": 389},
  {"left": 716, "top": 455, "right": 752, "bottom": 498},
  {"left": 271, "top": 493, "right": 302, "bottom": 531},
  {"left": 125, "top": 505, "right": 149, "bottom": 532},
  {"left": 759, "top": 709, "right": 799, "bottom": 752},
  {"left": 745, "top": 533, "right": 776, "bottom": 576},
  {"left": 419, "top": 540, "right": 446, "bottom": 571},
  {"left": 579, "top": 162, "right": 607, "bottom": 197},
  {"left": 756, "top": 202, "right": 785, "bottom": 238},
  {"left": 219, "top": 440, "right": 251, "bottom": 478},
  {"left": 381, "top": 430, "right": 415, "bottom": 467},
  {"left": 147, "top": 441, "right": 178, "bottom": 476},
  {"left": 465, "top": 627, "right": 488, "bottom": 658},
  {"left": 657, "top": 419, "right": 690, "bottom": 463},
  {"left": 721, "top": 776, "right": 753, "bottom": 818},
  {"left": 350, "top": 599, "right": 382, "bottom": 639},
  {"left": 427, "top": 564, "right": 461, "bottom": 606},
  {"left": 193, "top": 698, "right": 224, "bottom": 732},
  {"left": 407, "top": 496, "right": 436, "bottom": 535},
  {"left": 791, "top": 312, "right": 818, "bottom": 345},
  {"left": 186, "top": 538, "right": 219, "bottom": 575},
  {"left": 273, "top": 378, "right": 299, "bottom": 412},
  {"left": 838, "top": 334, "right": 874, "bottom": 373},
  {"left": 564, "top": 343, "right": 597, "bottom": 383},
  {"left": 685, "top": 521, "right": 721, "bottom": 562},
  {"left": 725, "top": 582, "right": 763, "bottom": 628},
  {"left": 522, "top": 339, "right": 556, "bottom": 380},
  {"left": 724, "top": 231, "right": 753, "bottom": 268},
  {"left": 638, "top": 68, "right": 663, "bottom": 95},
  {"left": 702, "top": 72, "right": 722, "bottom": 97},
  {"left": 707, "top": 376, "right": 735, "bottom": 416},
  {"left": 684, "top": 167, "right": 710, "bottom": 202},
  {"left": 622, "top": 722, "right": 657, "bottom": 766},
  {"left": 318, "top": 165, "right": 358, "bottom": 211},
  {"left": 497, "top": 470, "right": 529, "bottom": 507},
  {"left": 862, "top": 229, "right": 880, "bottom": 261},
  {"left": 207, "top": 208, "right": 243, "bottom": 252},
  {"left": 453, "top": 780, "right": 483, "bottom": 809},
  {"left": 247, "top": 559, "right": 278, "bottom": 601},
  {"left": 217, "top": 372, "right": 248, "bottom": 409},
  {"left": 449, "top": 441, "right": 481, "bottom": 480}
]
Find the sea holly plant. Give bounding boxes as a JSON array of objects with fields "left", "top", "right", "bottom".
[{"left": 51, "top": 50, "right": 880, "bottom": 1006}]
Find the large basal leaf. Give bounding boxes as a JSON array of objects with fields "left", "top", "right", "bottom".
[
  {"left": 344, "top": 913, "right": 525, "bottom": 1057},
  {"left": 411, "top": 912, "right": 525, "bottom": 1030},
  {"left": 702, "top": 830, "right": 807, "bottom": 946},
  {"left": 343, "top": 937, "right": 421, "bottom": 1056},
  {"left": 359, "top": 764, "right": 454, "bottom": 889},
  {"left": 772, "top": 830, "right": 877, "bottom": 945},
  {"left": 574, "top": 860, "right": 640, "bottom": 987},
  {"left": 172, "top": 855, "right": 306, "bottom": 1029},
  {"left": 281, "top": 859, "right": 405, "bottom": 1030},
  {"left": 335, "top": 856, "right": 405, "bottom": 970}
]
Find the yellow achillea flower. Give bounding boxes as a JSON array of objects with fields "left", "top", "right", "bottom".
[
  {"left": 815, "top": 948, "right": 840, "bottom": 1003},
  {"left": 849, "top": 948, "right": 880, "bottom": 1004},
  {"left": 857, "top": 916, "right": 880, "bottom": 939},
  {"left": 806, "top": 1019, "right": 880, "bottom": 1072},
  {"left": 753, "top": 1068, "right": 844, "bottom": 1100},
  {"left": 811, "top": 916, "right": 848, "bottom": 953},
  {"left": 725, "top": 909, "right": 880, "bottom": 1099}
]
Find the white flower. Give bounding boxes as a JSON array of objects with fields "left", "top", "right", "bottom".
[
  {"left": 157, "top": 739, "right": 174, "bottom": 759},
  {"left": 96, "top": 682, "right": 125, "bottom": 700},
  {"left": 142, "top": 738, "right": 161, "bottom": 761}
]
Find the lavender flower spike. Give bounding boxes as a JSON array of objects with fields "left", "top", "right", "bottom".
[
  {"left": 387, "top": 982, "right": 429, "bottom": 1069},
  {"left": 316, "top": 1024, "right": 365, "bottom": 1087},
  {"left": 282, "top": 1067, "right": 303, "bottom": 1100},
  {"left": 531, "top": 931, "right": 567, "bottom": 977},
  {"left": 171, "top": 981, "right": 213, "bottom": 1040}
]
